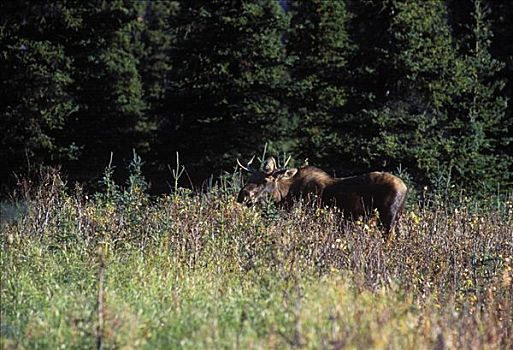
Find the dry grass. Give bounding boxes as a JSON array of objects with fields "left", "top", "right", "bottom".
[{"left": 1, "top": 172, "right": 512, "bottom": 349}]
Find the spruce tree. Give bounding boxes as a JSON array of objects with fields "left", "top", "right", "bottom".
[
  {"left": 137, "top": 1, "right": 178, "bottom": 146},
  {"left": 65, "top": 1, "right": 148, "bottom": 182},
  {"left": 162, "top": 0, "right": 291, "bottom": 178},
  {"left": 0, "top": 1, "right": 77, "bottom": 184},
  {"left": 362, "top": 0, "right": 460, "bottom": 182},
  {"left": 287, "top": 0, "right": 352, "bottom": 168},
  {"left": 484, "top": 0, "right": 513, "bottom": 177},
  {"left": 134, "top": 1, "right": 177, "bottom": 183},
  {"left": 447, "top": 0, "right": 511, "bottom": 189},
  {"left": 347, "top": 0, "right": 511, "bottom": 191},
  {"left": 138, "top": 1, "right": 177, "bottom": 109},
  {"left": 343, "top": 0, "right": 399, "bottom": 173}
]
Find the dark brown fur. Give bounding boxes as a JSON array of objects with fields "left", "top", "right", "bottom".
[{"left": 238, "top": 163, "right": 408, "bottom": 240}]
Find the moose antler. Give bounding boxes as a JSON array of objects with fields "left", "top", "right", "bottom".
[
  {"left": 237, "top": 155, "right": 256, "bottom": 173},
  {"left": 283, "top": 155, "right": 292, "bottom": 168}
]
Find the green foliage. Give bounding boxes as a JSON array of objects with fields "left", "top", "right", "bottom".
[
  {"left": 136, "top": 1, "right": 178, "bottom": 156},
  {"left": 346, "top": 0, "right": 511, "bottom": 192},
  {"left": 0, "top": 0, "right": 512, "bottom": 194},
  {"left": 96, "top": 150, "right": 149, "bottom": 211},
  {"left": 0, "top": 1, "right": 78, "bottom": 179},
  {"left": 485, "top": 1, "right": 513, "bottom": 163},
  {"left": 287, "top": 0, "right": 352, "bottom": 167},
  {"left": 162, "top": 0, "right": 292, "bottom": 177},
  {"left": 449, "top": 0, "right": 511, "bottom": 189},
  {"left": 64, "top": 1, "right": 149, "bottom": 180}
]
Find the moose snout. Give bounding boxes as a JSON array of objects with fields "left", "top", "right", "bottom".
[
  {"left": 237, "top": 189, "right": 249, "bottom": 204},
  {"left": 237, "top": 188, "right": 257, "bottom": 206}
]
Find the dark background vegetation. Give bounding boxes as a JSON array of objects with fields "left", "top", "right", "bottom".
[{"left": 1, "top": 0, "right": 512, "bottom": 196}]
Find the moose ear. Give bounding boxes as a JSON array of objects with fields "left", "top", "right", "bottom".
[
  {"left": 280, "top": 168, "right": 298, "bottom": 180},
  {"left": 263, "top": 157, "right": 277, "bottom": 174}
]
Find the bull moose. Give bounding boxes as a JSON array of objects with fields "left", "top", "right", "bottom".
[{"left": 237, "top": 156, "right": 408, "bottom": 240}]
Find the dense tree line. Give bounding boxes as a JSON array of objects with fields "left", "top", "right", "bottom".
[{"left": 1, "top": 0, "right": 511, "bottom": 194}]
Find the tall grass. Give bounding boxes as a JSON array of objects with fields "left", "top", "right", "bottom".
[{"left": 1, "top": 169, "right": 512, "bottom": 349}]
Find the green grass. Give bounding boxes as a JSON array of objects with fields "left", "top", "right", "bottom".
[{"left": 1, "top": 176, "right": 512, "bottom": 349}]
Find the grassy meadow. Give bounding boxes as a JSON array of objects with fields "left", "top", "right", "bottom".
[{"left": 1, "top": 171, "right": 512, "bottom": 349}]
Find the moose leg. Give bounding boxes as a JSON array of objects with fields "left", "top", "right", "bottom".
[
  {"left": 381, "top": 192, "right": 406, "bottom": 241},
  {"left": 381, "top": 211, "right": 396, "bottom": 241}
]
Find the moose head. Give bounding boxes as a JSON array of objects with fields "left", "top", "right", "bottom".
[{"left": 236, "top": 156, "right": 297, "bottom": 205}]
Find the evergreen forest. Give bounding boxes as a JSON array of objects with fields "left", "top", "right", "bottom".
[{"left": 1, "top": 0, "right": 512, "bottom": 195}]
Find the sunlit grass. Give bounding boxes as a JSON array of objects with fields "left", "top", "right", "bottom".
[{"left": 1, "top": 174, "right": 512, "bottom": 349}]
